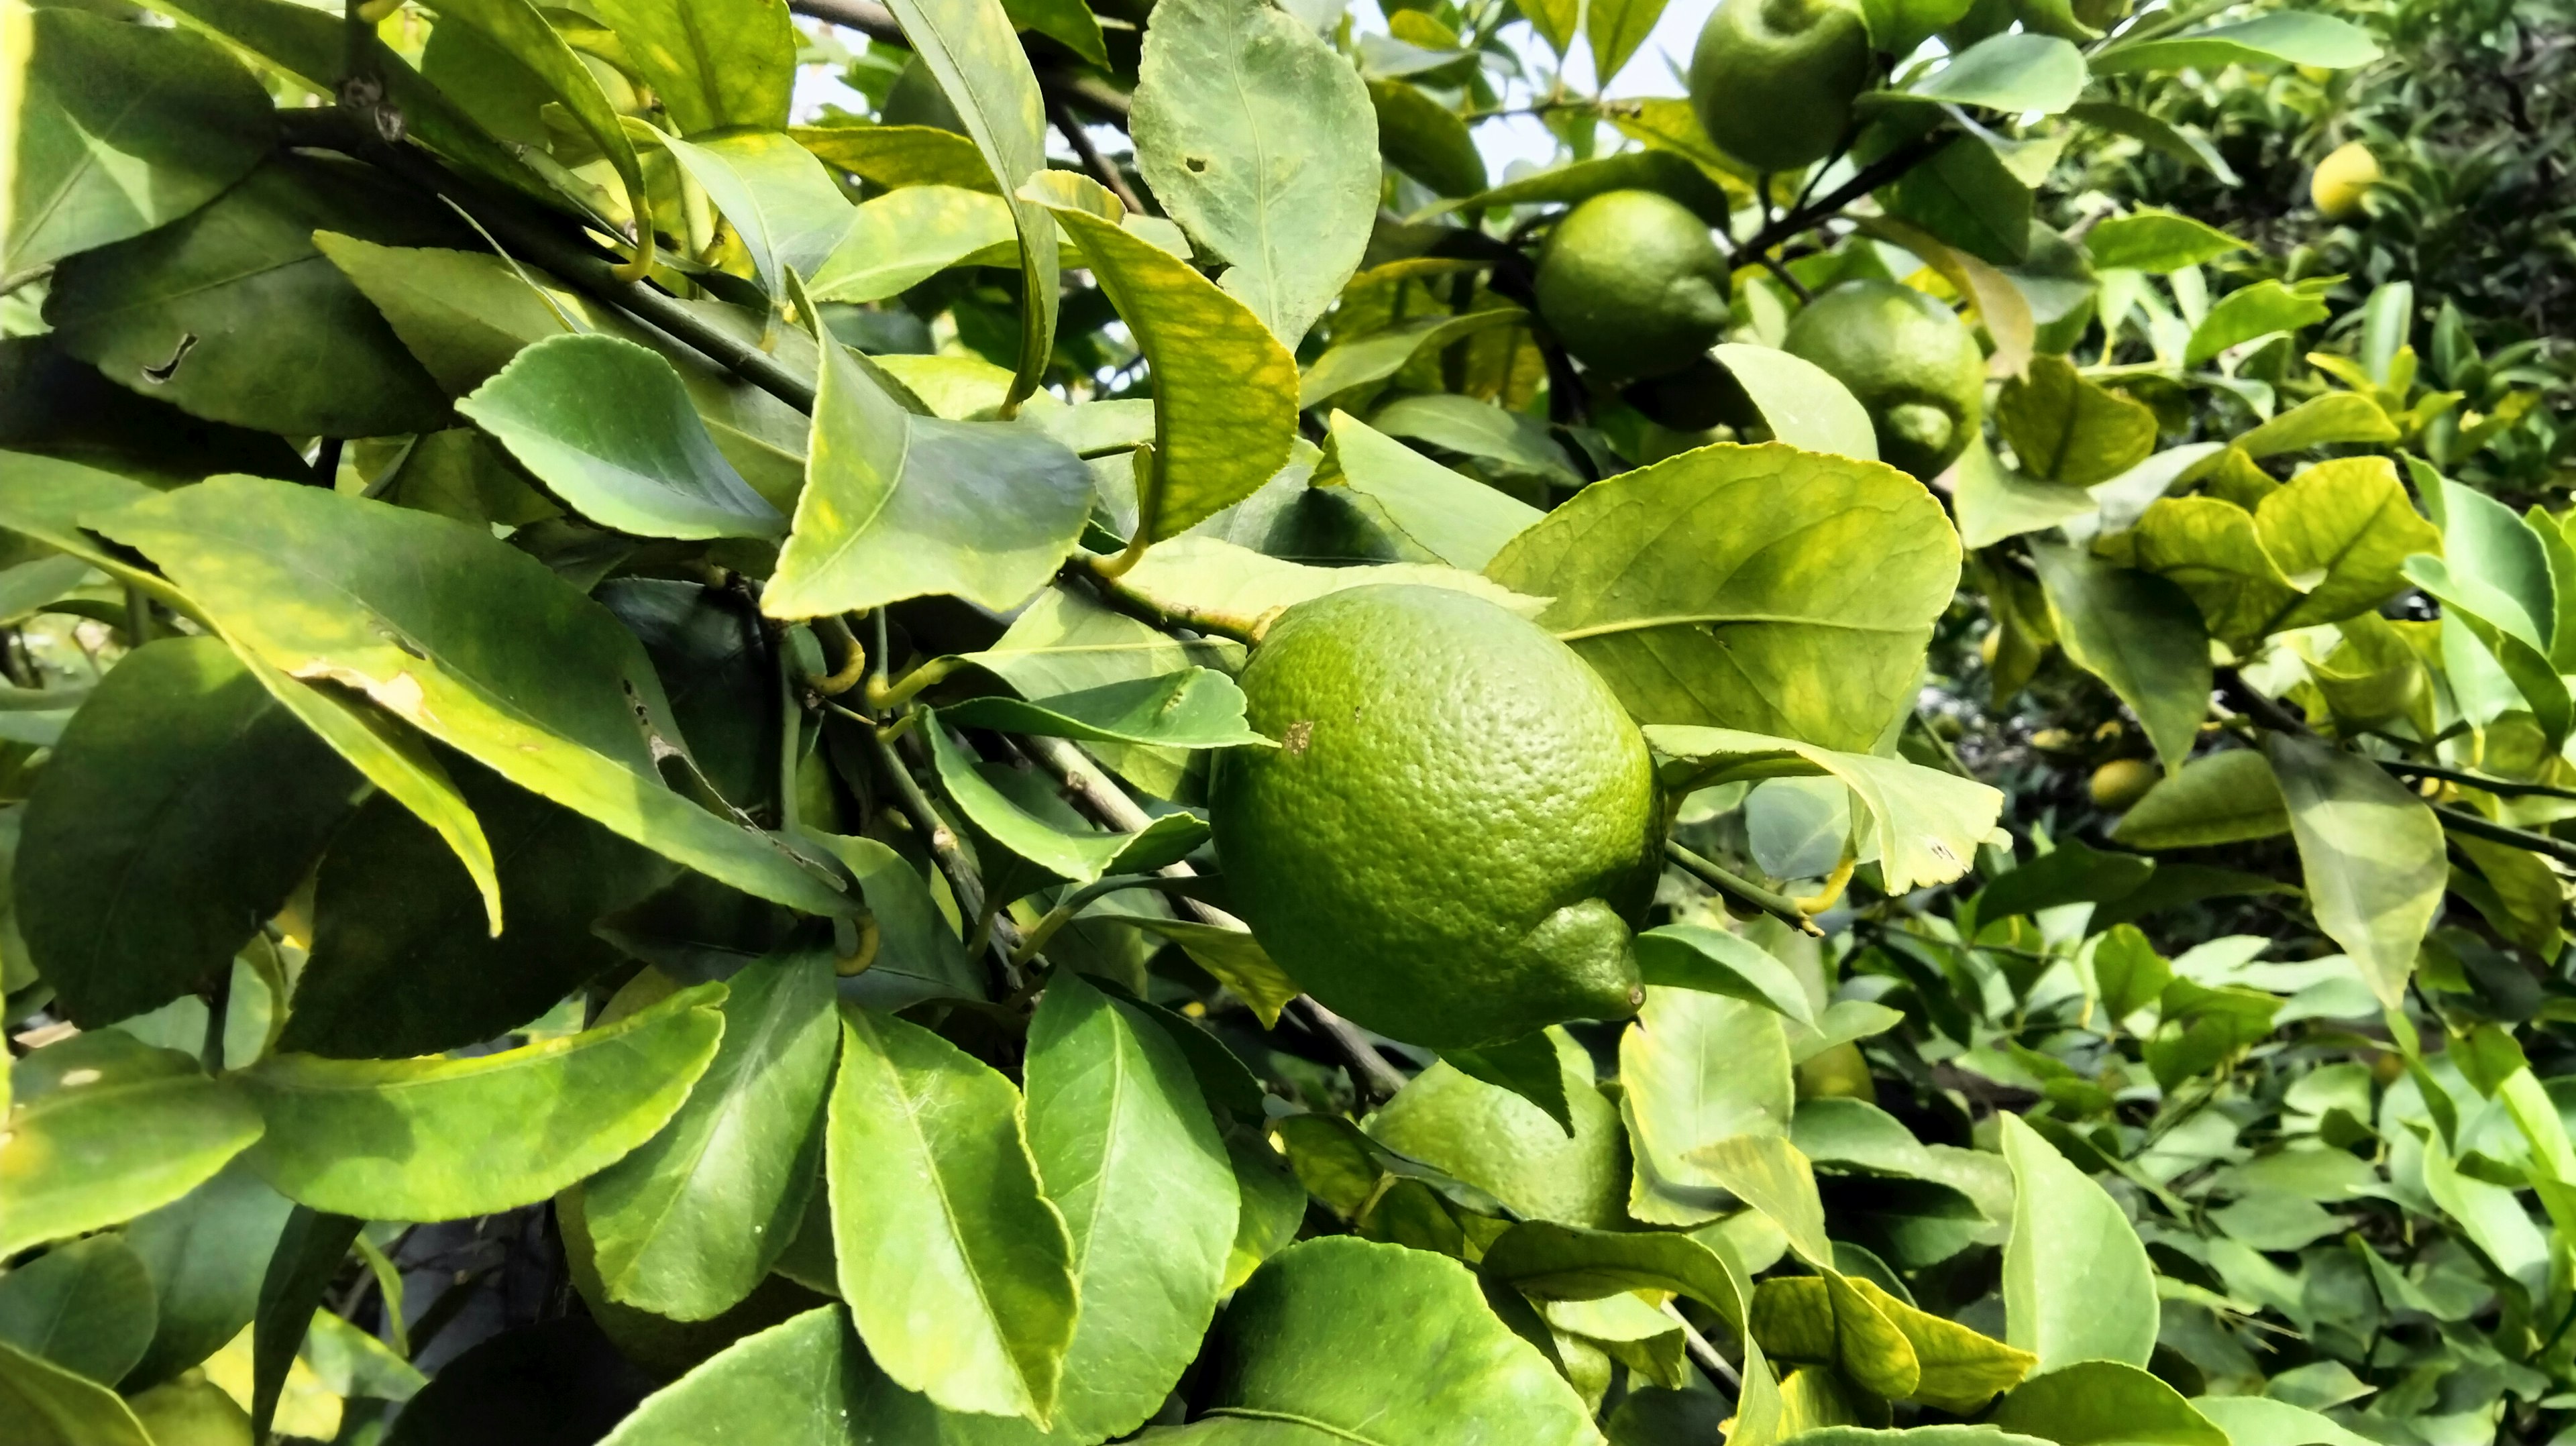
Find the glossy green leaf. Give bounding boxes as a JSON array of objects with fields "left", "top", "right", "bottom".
[
  {"left": 1368, "top": 393, "right": 1585, "bottom": 489},
  {"left": 1427, "top": 149, "right": 1729, "bottom": 225},
  {"left": 1224, "top": 1138, "right": 1306, "bottom": 1293},
  {"left": 1320, "top": 410, "right": 1544, "bottom": 570},
  {"left": 2188, "top": 1396, "right": 2376, "bottom": 1446},
  {"left": 2108, "top": 750, "right": 2289, "bottom": 849},
  {"left": 0, "top": 1235, "right": 156, "bottom": 1386},
  {"left": 1951, "top": 434, "right": 2094, "bottom": 550},
  {"left": 2184, "top": 280, "right": 2332, "bottom": 367},
  {"left": 5, "top": 7, "right": 274, "bottom": 271},
  {"left": 0, "top": 1338, "right": 152, "bottom": 1446},
  {"left": 586, "top": 948, "right": 839, "bottom": 1321},
  {"left": 120, "top": 1160, "right": 295, "bottom": 1390},
  {"left": 2092, "top": 13, "right": 2380, "bottom": 75},
  {"left": 925, "top": 711, "right": 1210, "bottom": 887},
  {"left": 1367, "top": 1029, "right": 1627, "bottom": 1226},
  {"left": 1182, "top": 1237, "right": 1598, "bottom": 1445},
  {"left": 955, "top": 586, "right": 1243, "bottom": 796},
  {"left": 1087, "top": 913, "right": 1301, "bottom": 1027},
  {"left": 2232, "top": 394, "right": 2400, "bottom": 458},
  {"left": 1997, "top": 356, "right": 2155, "bottom": 486},
  {"left": 1025, "top": 172, "right": 1299, "bottom": 542},
  {"left": 1644, "top": 726, "right": 2002, "bottom": 893},
  {"left": 233, "top": 985, "right": 725, "bottom": 1219},
  {"left": 1911, "top": 34, "right": 2086, "bottom": 114},
  {"left": 802, "top": 832, "right": 989, "bottom": 1010},
  {"left": 1709, "top": 343, "right": 1878, "bottom": 461},
  {"left": 1842, "top": 1274, "right": 2034, "bottom": 1411},
  {"left": 43, "top": 154, "right": 458, "bottom": 437},
  {"left": 16, "top": 636, "right": 360, "bottom": 1025},
  {"left": 460, "top": 334, "right": 786, "bottom": 540},
  {"left": 661, "top": 130, "right": 853, "bottom": 297},
  {"left": 313, "top": 227, "right": 576, "bottom": 387},
  {"left": 941, "top": 669, "right": 1273, "bottom": 748},
  {"left": 766, "top": 334, "right": 1093, "bottom": 617},
  {"left": 2266, "top": 733, "right": 2443, "bottom": 1011},
  {"left": 93, "top": 478, "right": 852, "bottom": 917},
  {"left": 248, "top": 1206, "right": 360, "bottom": 1443},
  {"left": 1132, "top": 0, "right": 1377, "bottom": 347},
  {"left": 585, "top": 0, "right": 796, "bottom": 134},
  {"left": 827, "top": 1007, "right": 1077, "bottom": 1423},
  {"left": 2029, "top": 542, "right": 2208, "bottom": 772},
  {"left": 881, "top": 0, "right": 1057, "bottom": 402},
  {"left": 1621, "top": 986, "right": 1793, "bottom": 1227},
  {"left": 0, "top": 1032, "right": 263, "bottom": 1260},
  {"left": 808, "top": 184, "right": 1016, "bottom": 304},
  {"left": 1992, "top": 1359, "right": 2228, "bottom": 1446},
  {"left": 1438, "top": 1034, "right": 1574, "bottom": 1134},
  {"left": 2082, "top": 210, "right": 2244, "bottom": 272},
  {"left": 598, "top": 1306, "right": 865, "bottom": 1445},
  {"left": 1366, "top": 78, "right": 1485, "bottom": 198},
  {"left": 1299, "top": 309, "right": 1527, "bottom": 411},
  {"left": 792, "top": 124, "right": 998, "bottom": 192},
  {"left": 1489, "top": 442, "right": 1958, "bottom": 751},
  {"left": 1888, "top": 138, "right": 2033, "bottom": 267},
  {"left": 1998, "top": 1111, "right": 2156, "bottom": 1373},
  {"left": 1634, "top": 924, "right": 1816, "bottom": 1026}
]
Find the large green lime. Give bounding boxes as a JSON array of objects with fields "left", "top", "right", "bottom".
[
  {"left": 1688, "top": 0, "right": 1873, "bottom": 175},
  {"left": 1533, "top": 190, "right": 1731, "bottom": 381},
  {"left": 1780, "top": 278, "right": 1986, "bottom": 480},
  {"left": 1211, "top": 585, "right": 1659, "bottom": 1049}
]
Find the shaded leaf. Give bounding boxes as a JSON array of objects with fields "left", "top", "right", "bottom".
[
  {"left": 942, "top": 669, "right": 1272, "bottom": 748},
  {"left": 2082, "top": 210, "right": 2244, "bottom": 272},
  {"left": 2267, "top": 732, "right": 2443, "bottom": 1010},
  {"left": 0, "top": 1235, "right": 157, "bottom": 1386},
  {"left": 1368, "top": 1030, "right": 1627, "bottom": 1225},
  {"left": 660, "top": 130, "right": 853, "bottom": 297},
  {"left": 1997, "top": 356, "right": 2156, "bottom": 486},
  {"left": 1366, "top": 78, "right": 1485, "bottom": 198},
  {"left": 596, "top": 1307, "right": 863, "bottom": 1445},
  {"left": 2030, "top": 542, "right": 2209, "bottom": 771},
  {"left": 0, "top": 1338, "right": 153, "bottom": 1445},
  {"left": 1300, "top": 309, "right": 1527, "bottom": 411},
  {"left": 0, "top": 1032, "right": 263, "bottom": 1259},
  {"left": 1991, "top": 1359, "right": 2228, "bottom": 1446},
  {"left": 120, "top": 1160, "right": 295, "bottom": 1390},
  {"left": 1321, "top": 410, "right": 1543, "bottom": 570},
  {"left": 2109, "top": 749, "right": 2288, "bottom": 849},
  {"left": 1644, "top": 726, "right": 2002, "bottom": 893},
  {"left": 808, "top": 185, "right": 1016, "bottom": 304},
  {"left": 1999, "top": 1111, "right": 2156, "bottom": 1373}
]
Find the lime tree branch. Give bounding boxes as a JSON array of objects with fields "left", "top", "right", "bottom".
[
  {"left": 783, "top": 0, "right": 1134, "bottom": 121},
  {"left": 1663, "top": 840, "right": 1823, "bottom": 936},
  {"left": 1730, "top": 131, "right": 1957, "bottom": 267}
]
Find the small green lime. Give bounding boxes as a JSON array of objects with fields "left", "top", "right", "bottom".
[
  {"left": 1212, "top": 585, "right": 1659, "bottom": 1049},
  {"left": 1534, "top": 190, "right": 1731, "bottom": 380},
  {"left": 2089, "top": 758, "right": 2159, "bottom": 812},
  {"left": 1688, "top": 0, "right": 1873, "bottom": 175},
  {"left": 1794, "top": 1042, "right": 1876, "bottom": 1101},
  {"left": 1780, "top": 279, "right": 1986, "bottom": 480}
]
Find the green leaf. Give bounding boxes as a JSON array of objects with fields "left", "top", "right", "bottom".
[
  {"left": 1911, "top": 34, "right": 2086, "bottom": 115},
  {"left": 2184, "top": 280, "right": 2331, "bottom": 368},
  {"left": 1710, "top": 343, "right": 1879, "bottom": 462},
  {"left": 808, "top": 184, "right": 1016, "bottom": 304},
  {"left": 1181, "top": 1237, "right": 1599, "bottom": 1445},
  {"left": 247, "top": 1206, "right": 360, "bottom": 1443},
  {"left": 1976, "top": 839, "right": 2154, "bottom": 922},
  {"left": 2232, "top": 394, "right": 2399, "bottom": 459},
  {"left": 1998, "top": 1111, "right": 2156, "bottom": 1373},
  {"left": 2188, "top": 1397, "right": 2376, "bottom": 1446},
  {"left": 1131, "top": 0, "right": 1378, "bottom": 347},
  {"left": 792, "top": 124, "right": 998, "bottom": 191},
  {"left": 583, "top": 0, "right": 794, "bottom": 134},
  {"left": 1320, "top": 410, "right": 1544, "bottom": 570},
  {"left": 0, "top": 1032, "right": 263, "bottom": 1260},
  {"left": 924, "top": 711, "right": 1210, "bottom": 887},
  {"left": 2062, "top": 103, "right": 2239, "bottom": 186},
  {"left": 1366, "top": 79, "right": 1486, "bottom": 198},
  {"left": 2082, "top": 210, "right": 2244, "bottom": 272},
  {"left": 459, "top": 333, "right": 786, "bottom": 540},
  {"left": 766, "top": 319, "right": 1094, "bottom": 616},
  {"left": 1483, "top": 1221, "right": 1752, "bottom": 1327},
  {"left": 1951, "top": 433, "right": 2095, "bottom": 550},
  {"left": 585, "top": 948, "right": 839, "bottom": 1322},
  {"left": 1222, "top": 1139, "right": 1304, "bottom": 1292},
  {"left": 1997, "top": 356, "right": 2156, "bottom": 486},
  {"left": 597, "top": 1306, "right": 864, "bottom": 1445},
  {"left": 120, "top": 1160, "right": 294, "bottom": 1390},
  {"left": 0, "top": 1338, "right": 152, "bottom": 1446},
  {"left": 1635, "top": 924, "right": 1817, "bottom": 1026},
  {"left": 1586, "top": 0, "right": 1670, "bottom": 85},
  {"left": 2109, "top": 749, "right": 2288, "bottom": 849},
  {"left": 1000, "top": 973, "right": 1236, "bottom": 1441},
  {"left": 1842, "top": 1276, "right": 2034, "bottom": 1411},
  {"left": 1118, "top": 532, "right": 1546, "bottom": 633},
  {"left": 827, "top": 1007, "right": 1077, "bottom": 1423},
  {"left": 2257, "top": 457, "right": 2438, "bottom": 630},
  {"left": 881, "top": 0, "right": 1058, "bottom": 402},
  {"left": 1992, "top": 1359, "right": 2228, "bottom": 1446},
  {"left": 1299, "top": 309, "right": 1526, "bottom": 411},
  {"left": 2092, "top": 13, "right": 2381, "bottom": 75},
  {"left": 1367, "top": 1030, "right": 1629, "bottom": 1227},
  {"left": 1621, "top": 987, "right": 1793, "bottom": 1227},
  {"left": 95, "top": 478, "right": 852, "bottom": 918},
  {"left": 2411, "top": 470, "right": 2546, "bottom": 650},
  {"left": 1086, "top": 913, "right": 1300, "bottom": 1027},
  {"left": 0, "top": 1235, "right": 157, "bottom": 1386},
  {"left": 660, "top": 130, "right": 853, "bottom": 298},
  {"left": 42, "top": 154, "right": 458, "bottom": 437},
  {"left": 1889, "top": 139, "right": 2033, "bottom": 267},
  {"left": 800, "top": 832, "right": 989, "bottom": 1010},
  {"left": 316, "top": 232, "right": 580, "bottom": 397},
  {"left": 1642, "top": 726, "right": 2002, "bottom": 893},
  {"left": 15, "top": 637, "right": 359, "bottom": 1025},
  {"left": 1690, "top": 1135, "right": 1833, "bottom": 1267},
  {"left": 1370, "top": 394, "right": 1585, "bottom": 490},
  {"left": 2266, "top": 733, "right": 2443, "bottom": 1010},
  {"left": 1438, "top": 1034, "right": 1575, "bottom": 1135},
  {"left": 2029, "top": 543, "right": 2209, "bottom": 772},
  {"left": 1024, "top": 172, "right": 1300, "bottom": 542},
  {"left": 1489, "top": 442, "right": 1960, "bottom": 751},
  {"left": 1424, "top": 150, "right": 1731, "bottom": 227},
  {"left": 941, "top": 669, "right": 1272, "bottom": 748},
  {"left": 2114, "top": 496, "right": 2300, "bottom": 648},
  {"left": 5, "top": 7, "right": 274, "bottom": 272},
  {"left": 234, "top": 985, "right": 725, "bottom": 1219}
]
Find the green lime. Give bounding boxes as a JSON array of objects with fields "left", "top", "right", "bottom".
[
  {"left": 1794, "top": 1042, "right": 1876, "bottom": 1101},
  {"left": 1688, "top": 0, "right": 1873, "bottom": 175},
  {"left": 2312, "top": 142, "right": 2379, "bottom": 221},
  {"left": 1211, "top": 584, "right": 1659, "bottom": 1049},
  {"left": 1534, "top": 190, "right": 1732, "bottom": 381},
  {"left": 1780, "top": 279, "right": 1986, "bottom": 480},
  {"left": 2089, "top": 758, "right": 2159, "bottom": 812}
]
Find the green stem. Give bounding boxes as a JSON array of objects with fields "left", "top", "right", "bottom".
[
  {"left": 1663, "top": 840, "right": 1822, "bottom": 936},
  {"left": 2383, "top": 760, "right": 2576, "bottom": 803},
  {"left": 775, "top": 632, "right": 803, "bottom": 836},
  {"left": 869, "top": 656, "right": 962, "bottom": 714},
  {"left": 2433, "top": 803, "right": 2576, "bottom": 870}
]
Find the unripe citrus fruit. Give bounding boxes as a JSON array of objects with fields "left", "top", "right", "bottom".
[
  {"left": 1780, "top": 279, "right": 1985, "bottom": 480},
  {"left": 1211, "top": 585, "right": 1660, "bottom": 1049},
  {"left": 1534, "top": 190, "right": 1731, "bottom": 380},
  {"left": 2089, "top": 757, "right": 2159, "bottom": 811},
  {"left": 2311, "top": 142, "right": 2379, "bottom": 221},
  {"left": 1688, "top": 0, "right": 1872, "bottom": 174},
  {"left": 1796, "top": 1042, "right": 1876, "bottom": 1101}
]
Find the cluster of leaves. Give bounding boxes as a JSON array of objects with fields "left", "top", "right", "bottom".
[{"left": 5, "top": 0, "right": 2576, "bottom": 1443}]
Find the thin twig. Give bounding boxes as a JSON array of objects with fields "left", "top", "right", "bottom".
[
  {"left": 1067, "top": 555, "right": 1269, "bottom": 641},
  {"left": 1664, "top": 840, "right": 1823, "bottom": 936},
  {"left": 783, "top": 0, "right": 1133, "bottom": 120},
  {"left": 2381, "top": 761, "right": 2576, "bottom": 802},
  {"left": 1049, "top": 98, "right": 1146, "bottom": 216},
  {"left": 1732, "top": 132, "right": 1957, "bottom": 264},
  {"left": 1663, "top": 1303, "right": 1743, "bottom": 1390},
  {"left": 2435, "top": 804, "right": 2576, "bottom": 869}
]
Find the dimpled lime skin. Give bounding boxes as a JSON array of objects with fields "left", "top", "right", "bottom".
[
  {"left": 1780, "top": 278, "right": 1988, "bottom": 480},
  {"left": 1533, "top": 190, "right": 1731, "bottom": 380},
  {"left": 1211, "top": 584, "right": 1660, "bottom": 1050},
  {"left": 1689, "top": 0, "right": 1873, "bottom": 175}
]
